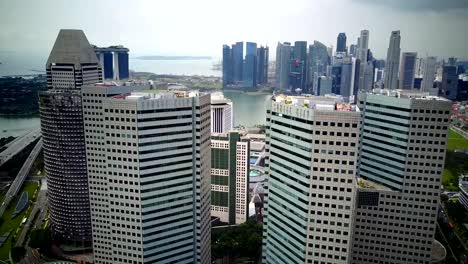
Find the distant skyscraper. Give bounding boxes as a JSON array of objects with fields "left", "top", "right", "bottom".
[
  {"left": 289, "top": 41, "right": 308, "bottom": 92},
  {"left": 331, "top": 55, "right": 354, "bottom": 99},
  {"left": 211, "top": 92, "right": 233, "bottom": 133},
  {"left": 257, "top": 45, "right": 269, "bottom": 85},
  {"left": 244, "top": 42, "right": 258, "bottom": 89},
  {"left": 263, "top": 95, "right": 360, "bottom": 264},
  {"left": 40, "top": 29, "right": 102, "bottom": 243},
  {"left": 399, "top": 52, "right": 417, "bottom": 89},
  {"left": 317, "top": 76, "right": 332, "bottom": 95},
  {"left": 357, "top": 30, "right": 370, "bottom": 91},
  {"left": 353, "top": 90, "right": 451, "bottom": 264},
  {"left": 232, "top": 42, "right": 244, "bottom": 82},
  {"left": 211, "top": 131, "right": 249, "bottom": 225},
  {"left": 95, "top": 46, "right": 129, "bottom": 80},
  {"left": 222, "top": 45, "right": 233, "bottom": 88},
  {"left": 275, "top": 42, "right": 291, "bottom": 90},
  {"left": 357, "top": 30, "right": 369, "bottom": 63},
  {"left": 439, "top": 65, "right": 458, "bottom": 100},
  {"left": 308, "top": 41, "right": 329, "bottom": 92},
  {"left": 349, "top": 44, "right": 357, "bottom": 57},
  {"left": 420, "top": 56, "right": 437, "bottom": 94},
  {"left": 83, "top": 87, "right": 211, "bottom": 264},
  {"left": 336, "top": 33, "right": 347, "bottom": 53},
  {"left": 383, "top": 30, "right": 401, "bottom": 90}
]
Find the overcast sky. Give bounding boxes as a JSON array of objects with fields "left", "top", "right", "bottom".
[{"left": 1, "top": 0, "right": 467, "bottom": 60}]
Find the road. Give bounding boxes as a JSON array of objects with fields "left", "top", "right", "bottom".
[
  {"left": 16, "top": 180, "right": 47, "bottom": 247},
  {"left": 452, "top": 126, "right": 468, "bottom": 141},
  {"left": 0, "top": 128, "right": 41, "bottom": 168},
  {"left": 0, "top": 139, "right": 42, "bottom": 217}
]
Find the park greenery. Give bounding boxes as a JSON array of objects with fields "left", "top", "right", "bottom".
[
  {"left": 0, "top": 181, "right": 39, "bottom": 261},
  {"left": 212, "top": 219, "right": 263, "bottom": 261},
  {"left": 442, "top": 129, "right": 468, "bottom": 191}
]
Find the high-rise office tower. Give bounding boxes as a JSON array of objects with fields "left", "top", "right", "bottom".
[
  {"left": 399, "top": 52, "right": 418, "bottom": 89},
  {"left": 290, "top": 41, "right": 308, "bottom": 92},
  {"left": 257, "top": 45, "right": 269, "bottom": 85},
  {"left": 331, "top": 55, "right": 354, "bottom": 100},
  {"left": 232, "top": 42, "right": 244, "bottom": 82},
  {"left": 211, "top": 131, "right": 249, "bottom": 225},
  {"left": 263, "top": 95, "right": 360, "bottom": 264},
  {"left": 83, "top": 86, "right": 211, "bottom": 264},
  {"left": 336, "top": 33, "right": 347, "bottom": 53},
  {"left": 357, "top": 30, "right": 369, "bottom": 63},
  {"left": 40, "top": 29, "right": 102, "bottom": 243},
  {"left": 317, "top": 76, "right": 332, "bottom": 95},
  {"left": 439, "top": 65, "right": 458, "bottom": 100},
  {"left": 383, "top": 30, "right": 401, "bottom": 90},
  {"left": 210, "top": 92, "right": 233, "bottom": 133},
  {"left": 352, "top": 89, "right": 451, "bottom": 264},
  {"left": 357, "top": 30, "right": 370, "bottom": 91},
  {"left": 349, "top": 44, "right": 357, "bottom": 57},
  {"left": 222, "top": 45, "right": 233, "bottom": 87},
  {"left": 309, "top": 41, "right": 329, "bottom": 92},
  {"left": 244, "top": 42, "right": 258, "bottom": 89},
  {"left": 420, "top": 56, "right": 438, "bottom": 95},
  {"left": 275, "top": 42, "right": 291, "bottom": 90}
]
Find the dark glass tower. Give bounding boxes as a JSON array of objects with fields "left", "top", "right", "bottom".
[
  {"left": 222, "top": 44, "right": 233, "bottom": 88},
  {"left": 232, "top": 42, "right": 244, "bottom": 82},
  {"left": 290, "top": 41, "right": 307, "bottom": 92},
  {"left": 336, "top": 33, "right": 347, "bottom": 53},
  {"left": 41, "top": 29, "right": 102, "bottom": 243},
  {"left": 117, "top": 51, "right": 129, "bottom": 79},
  {"left": 256, "top": 46, "right": 269, "bottom": 85},
  {"left": 244, "top": 42, "right": 257, "bottom": 89}
]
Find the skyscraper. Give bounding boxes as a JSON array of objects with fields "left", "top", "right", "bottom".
[
  {"left": 94, "top": 46, "right": 129, "bottom": 80},
  {"left": 244, "top": 42, "right": 258, "bottom": 89},
  {"left": 420, "top": 56, "right": 437, "bottom": 94},
  {"left": 211, "top": 92, "right": 233, "bottom": 133},
  {"left": 83, "top": 86, "right": 211, "bottom": 264},
  {"left": 275, "top": 42, "right": 291, "bottom": 90},
  {"left": 222, "top": 45, "right": 233, "bottom": 87},
  {"left": 232, "top": 42, "right": 244, "bottom": 82},
  {"left": 352, "top": 89, "right": 451, "bottom": 264},
  {"left": 40, "top": 29, "right": 102, "bottom": 243},
  {"left": 211, "top": 131, "right": 250, "bottom": 225},
  {"left": 289, "top": 41, "right": 308, "bottom": 92},
  {"left": 309, "top": 41, "right": 329, "bottom": 93},
  {"left": 439, "top": 65, "right": 458, "bottom": 100},
  {"left": 357, "top": 30, "right": 369, "bottom": 63},
  {"left": 336, "top": 33, "right": 347, "bottom": 53},
  {"left": 399, "top": 52, "right": 418, "bottom": 89},
  {"left": 263, "top": 95, "right": 360, "bottom": 264},
  {"left": 383, "top": 30, "right": 401, "bottom": 90},
  {"left": 257, "top": 45, "right": 269, "bottom": 85}
]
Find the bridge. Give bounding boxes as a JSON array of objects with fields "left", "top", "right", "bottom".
[
  {"left": 0, "top": 139, "right": 43, "bottom": 217},
  {"left": 0, "top": 128, "right": 41, "bottom": 168}
]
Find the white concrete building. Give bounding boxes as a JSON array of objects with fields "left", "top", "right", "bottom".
[
  {"left": 210, "top": 92, "right": 233, "bottom": 133},
  {"left": 262, "top": 94, "right": 360, "bottom": 264},
  {"left": 352, "top": 89, "right": 451, "bottom": 263},
  {"left": 82, "top": 85, "right": 211, "bottom": 264}
]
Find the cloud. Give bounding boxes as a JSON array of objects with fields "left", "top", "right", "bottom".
[{"left": 353, "top": 0, "right": 468, "bottom": 12}]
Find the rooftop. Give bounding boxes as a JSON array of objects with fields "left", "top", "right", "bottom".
[
  {"left": 357, "top": 178, "right": 393, "bottom": 191},
  {"left": 368, "top": 89, "right": 450, "bottom": 101},
  {"left": 112, "top": 90, "right": 201, "bottom": 101},
  {"left": 272, "top": 94, "right": 358, "bottom": 112},
  {"left": 46, "top": 29, "right": 98, "bottom": 67}
]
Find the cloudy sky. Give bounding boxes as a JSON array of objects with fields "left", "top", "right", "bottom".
[{"left": 1, "top": 0, "right": 467, "bottom": 60}]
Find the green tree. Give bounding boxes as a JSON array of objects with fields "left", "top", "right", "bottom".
[
  {"left": 29, "top": 228, "right": 51, "bottom": 250},
  {"left": 11, "top": 246, "right": 26, "bottom": 262}
]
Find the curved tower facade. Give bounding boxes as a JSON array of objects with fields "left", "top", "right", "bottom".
[{"left": 40, "top": 29, "right": 102, "bottom": 243}]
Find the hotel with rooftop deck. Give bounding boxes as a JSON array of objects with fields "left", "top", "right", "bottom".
[{"left": 82, "top": 85, "right": 211, "bottom": 264}]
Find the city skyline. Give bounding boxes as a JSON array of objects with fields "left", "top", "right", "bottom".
[{"left": 1, "top": 0, "right": 468, "bottom": 60}]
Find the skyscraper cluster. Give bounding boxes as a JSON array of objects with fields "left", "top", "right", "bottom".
[
  {"left": 40, "top": 28, "right": 462, "bottom": 264},
  {"left": 222, "top": 42, "right": 269, "bottom": 89}
]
